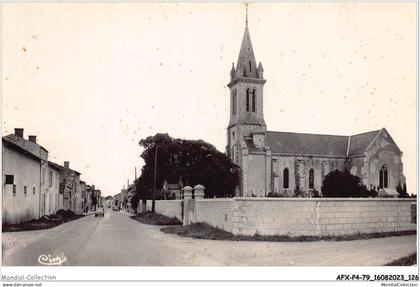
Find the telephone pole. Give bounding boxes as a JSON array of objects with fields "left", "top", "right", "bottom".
[{"left": 152, "top": 143, "right": 158, "bottom": 213}]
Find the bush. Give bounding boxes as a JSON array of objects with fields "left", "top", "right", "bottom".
[
  {"left": 56, "top": 209, "right": 76, "bottom": 221},
  {"left": 385, "top": 252, "right": 417, "bottom": 266},
  {"left": 293, "top": 187, "right": 305, "bottom": 198},
  {"left": 131, "top": 212, "right": 181, "bottom": 225},
  {"left": 310, "top": 189, "right": 321, "bottom": 198},
  {"left": 396, "top": 182, "right": 408, "bottom": 198},
  {"left": 321, "top": 169, "right": 373, "bottom": 198},
  {"left": 267, "top": 191, "right": 282, "bottom": 197}
]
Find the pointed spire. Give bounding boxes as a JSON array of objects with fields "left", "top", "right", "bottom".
[
  {"left": 229, "top": 4, "right": 264, "bottom": 83},
  {"left": 236, "top": 18, "right": 258, "bottom": 78},
  {"left": 230, "top": 63, "right": 236, "bottom": 80},
  {"left": 257, "top": 62, "right": 264, "bottom": 79}
]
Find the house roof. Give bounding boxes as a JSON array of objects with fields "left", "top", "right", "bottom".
[
  {"left": 47, "top": 160, "right": 81, "bottom": 175},
  {"left": 3, "top": 138, "right": 40, "bottom": 161},
  {"left": 262, "top": 129, "right": 385, "bottom": 157},
  {"left": 48, "top": 161, "right": 64, "bottom": 172},
  {"left": 3, "top": 134, "right": 48, "bottom": 160},
  {"left": 167, "top": 183, "right": 181, "bottom": 190}
]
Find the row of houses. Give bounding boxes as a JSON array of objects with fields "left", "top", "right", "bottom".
[
  {"left": 112, "top": 182, "right": 136, "bottom": 212},
  {"left": 2, "top": 128, "right": 102, "bottom": 225}
]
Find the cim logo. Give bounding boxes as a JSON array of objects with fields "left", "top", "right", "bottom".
[{"left": 37, "top": 253, "right": 67, "bottom": 266}]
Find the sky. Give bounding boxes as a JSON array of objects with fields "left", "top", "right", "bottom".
[{"left": 3, "top": 2, "right": 416, "bottom": 196}]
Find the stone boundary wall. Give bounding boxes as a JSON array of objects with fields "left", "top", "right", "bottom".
[
  {"left": 148, "top": 198, "right": 416, "bottom": 237},
  {"left": 146, "top": 200, "right": 183, "bottom": 221},
  {"left": 231, "top": 198, "right": 416, "bottom": 236},
  {"left": 191, "top": 199, "right": 235, "bottom": 232}
]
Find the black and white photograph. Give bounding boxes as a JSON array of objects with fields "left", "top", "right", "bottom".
[{"left": 1, "top": 1, "right": 418, "bottom": 285}]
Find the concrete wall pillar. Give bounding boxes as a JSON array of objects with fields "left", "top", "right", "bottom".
[
  {"left": 183, "top": 186, "right": 193, "bottom": 225},
  {"left": 139, "top": 199, "right": 147, "bottom": 213},
  {"left": 193, "top": 184, "right": 205, "bottom": 199}
]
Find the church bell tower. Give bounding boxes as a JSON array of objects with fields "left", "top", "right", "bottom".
[{"left": 226, "top": 6, "right": 266, "bottom": 165}]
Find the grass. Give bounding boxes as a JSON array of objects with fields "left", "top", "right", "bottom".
[
  {"left": 385, "top": 253, "right": 417, "bottom": 266},
  {"left": 160, "top": 222, "right": 417, "bottom": 242},
  {"left": 2, "top": 210, "right": 85, "bottom": 232},
  {"left": 131, "top": 211, "right": 182, "bottom": 226}
]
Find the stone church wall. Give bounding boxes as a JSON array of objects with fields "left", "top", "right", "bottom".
[
  {"left": 271, "top": 155, "right": 346, "bottom": 194},
  {"left": 244, "top": 153, "right": 268, "bottom": 197},
  {"left": 272, "top": 156, "right": 296, "bottom": 193},
  {"left": 364, "top": 132, "right": 404, "bottom": 190},
  {"left": 348, "top": 156, "right": 366, "bottom": 180}
]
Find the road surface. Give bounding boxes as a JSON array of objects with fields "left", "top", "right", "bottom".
[{"left": 2, "top": 209, "right": 416, "bottom": 266}]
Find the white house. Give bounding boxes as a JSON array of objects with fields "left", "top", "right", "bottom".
[{"left": 2, "top": 129, "right": 48, "bottom": 224}]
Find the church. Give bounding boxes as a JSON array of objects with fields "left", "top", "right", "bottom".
[{"left": 226, "top": 16, "right": 406, "bottom": 197}]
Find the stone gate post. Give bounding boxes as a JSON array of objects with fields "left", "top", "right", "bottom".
[
  {"left": 183, "top": 186, "right": 193, "bottom": 225},
  {"left": 193, "top": 184, "right": 205, "bottom": 199}
]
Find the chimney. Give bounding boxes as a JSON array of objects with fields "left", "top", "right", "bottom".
[
  {"left": 28, "top": 135, "right": 37, "bottom": 143},
  {"left": 64, "top": 161, "right": 70, "bottom": 168},
  {"left": 14, "top": 128, "right": 24, "bottom": 138}
]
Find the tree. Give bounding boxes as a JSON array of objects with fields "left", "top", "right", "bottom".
[
  {"left": 133, "top": 133, "right": 239, "bottom": 201},
  {"left": 321, "top": 169, "right": 374, "bottom": 198},
  {"left": 104, "top": 195, "right": 113, "bottom": 201},
  {"left": 122, "top": 196, "right": 128, "bottom": 209},
  {"left": 396, "top": 182, "right": 408, "bottom": 198},
  {"left": 130, "top": 179, "right": 140, "bottom": 212}
]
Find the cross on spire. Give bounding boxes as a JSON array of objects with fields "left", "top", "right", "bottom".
[{"left": 245, "top": 3, "right": 248, "bottom": 26}]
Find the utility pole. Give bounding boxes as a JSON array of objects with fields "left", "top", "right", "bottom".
[{"left": 152, "top": 143, "right": 158, "bottom": 213}]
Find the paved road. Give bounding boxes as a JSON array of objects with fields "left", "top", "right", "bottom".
[{"left": 2, "top": 209, "right": 416, "bottom": 266}]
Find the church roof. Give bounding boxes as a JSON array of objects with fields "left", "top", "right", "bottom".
[
  {"left": 264, "top": 129, "right": 383, "bottom": 157},
  {"left": 347, "top": 130, "right": 381, "bottom": 156},
  {"left": 266, "top": 131, "right": 349, "bottom": 156}
]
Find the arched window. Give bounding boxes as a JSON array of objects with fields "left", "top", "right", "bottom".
[
  {"left": 249, "top": 61, "right": 252, "bottom": 72},
  {"left": 309, "top": 168, "right": 314, "bottom": 189},
  {"left": 379, "top": 165, "right": 389, "bottom": 188},
  {"left": 252, "top": 89, "right": 256, "bottom": 112},
  {"left": 246, "top": 89, "right": 250, "bottom": 112},
  {"left": 283, "top": 168, "right": 289, "bottom": 189}
]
